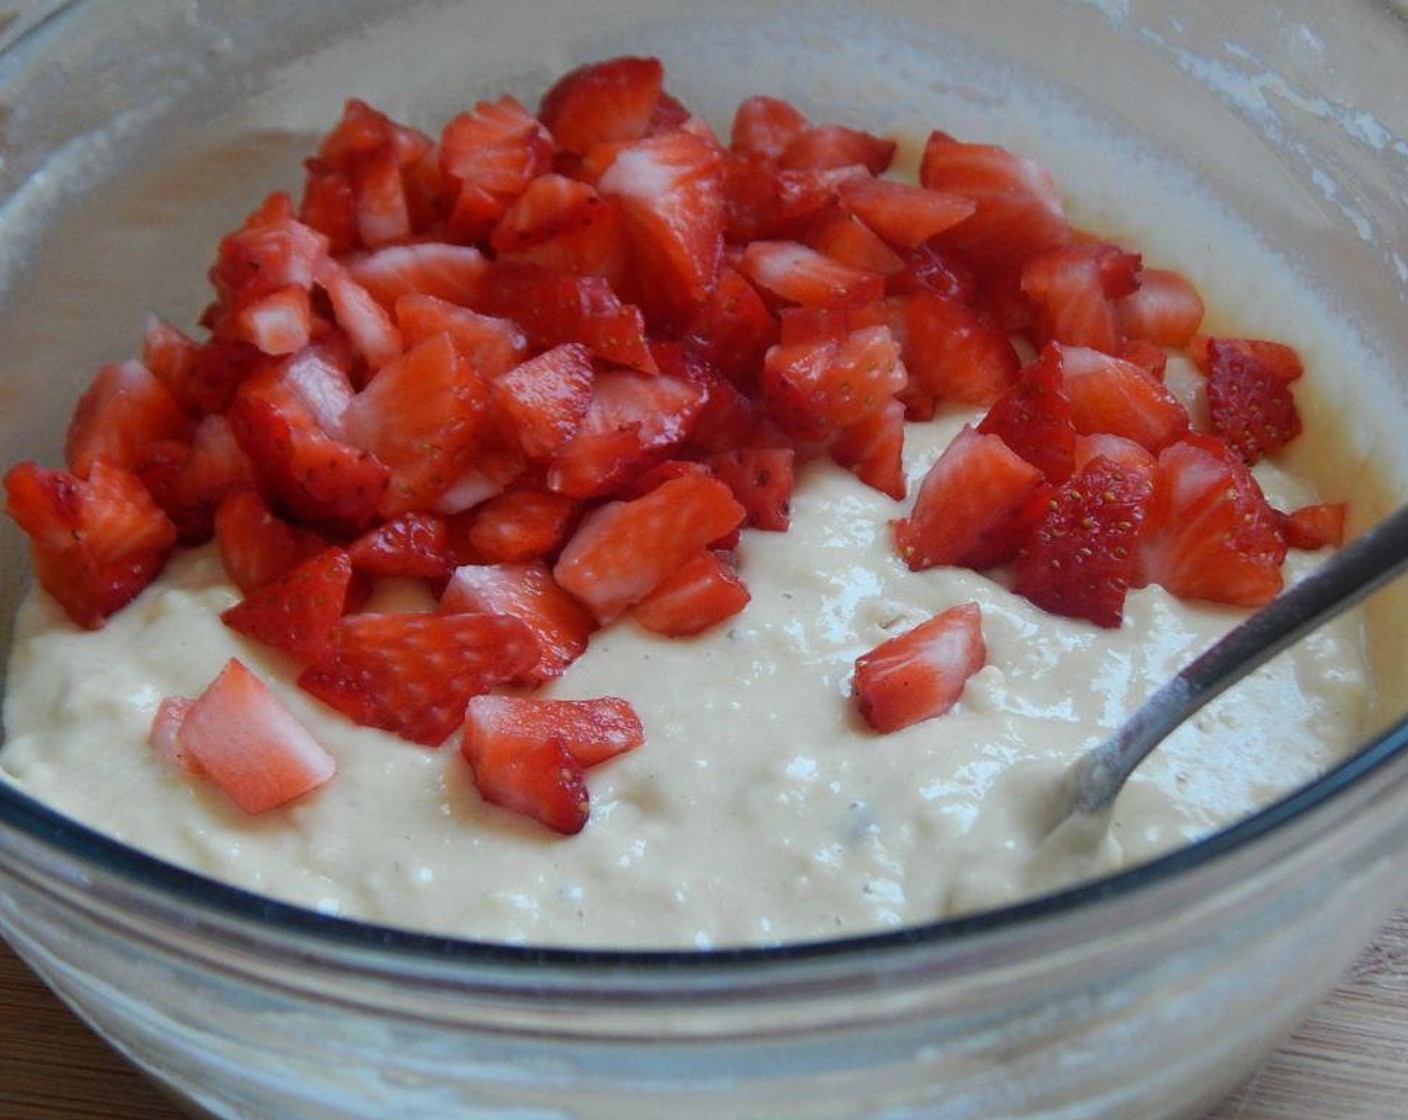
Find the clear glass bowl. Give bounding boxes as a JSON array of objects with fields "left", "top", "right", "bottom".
[{"left": 3, "top": 2, "right": 1408, "bottom": 1117}]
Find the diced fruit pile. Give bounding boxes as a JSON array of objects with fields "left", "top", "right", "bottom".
[{"left": 3, "top": 58, "right": 1346, "bottom": 824}]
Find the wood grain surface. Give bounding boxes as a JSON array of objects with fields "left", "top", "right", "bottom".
[{"left": 4, "top": 909, "right": 1408, "bottom": 1119}]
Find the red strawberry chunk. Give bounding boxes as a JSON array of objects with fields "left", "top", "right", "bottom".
[
  {"left": 221, "top": 547, "right": 353, "bottom": 664},
  {"left": 3, "top": 459, "right": 177, "bottom": 629},
  {"left": 977, "top": 348, "right": 1076, "bottom": 483},
  {"left": 65, "top": 359, "right": 192, "bottom": 478},
  {"left": 213, "top": 490, "right": 330, "bottom": 595},
  {"left": 177, "top": 658, "right": 337, "bottom": 814},
  {"left": 149, "top": 696, "right": 203, "bottom": 777},
  {"left": 762, "top": 324, "right": 905, "bottom": 442},
  {"left": 885, "top": 240, "right": 979, "bottom": 303},
  {"left": 721, "top": 154, "right": 839, "bottom": 244},
  {"left": 835, "top": 177, "right": 976, "bottom": 250},
  {"left": 340, "top": 332, "right": 488, "bottom": 516},
  {"left": 346, "top": 243, "right": 489, "bottom": 310},
  {"left": 902, "top": 291, "right": 1021, "bottom": 406},
  {"left": 441, "top": 561, "right": 596, "bottom": 683},
  {"left": 142, "top": 316, "right": 200, "bottom": 404},
  {"left": 832, "top": 396, "right": 907, "bottom": 500},
  {"left": 1191, "top": 336, "right": 1304, "bottom": 385},
  {"left": 1276, "top": 501, "right": 1347, "bottom": 551},
  {"left": 741, "top": 239, "right": 885, "bottom": 308},
  {"left": 1117, "top": 268, "right": 1204, "bottom": 347},
  {"left": 780, "top": 123, "right": 895, "bottom": 174},
  {"left": 632, "top": 549, "right": 751, "bottom": 636},
  {"left": 210, "top": 202, "right": 329, "bottom": 309},
  {"left": 853, "top": 602, "right": 986, "bottom": 733},
  {"left": 1013, "top": 455, "right": 1155, "bottom": 628},
  {"left": 893, "top": 425, "right": 1046, "bottom": 571},
  {"left": 440, "top": 96, "right": 554, "bottom": 241},
  {"left": 730, "top": 95, "right": 809, "bottom": 161},
  {"left": 554, "top": 473, "right": 746, "bottom": 621},
  {"left": 461, "top": 705, "right": 590, "bottom": 835},
  {"left": 348, "top": 148, "right": 412, "bottom": 248},
  {"left": 491, "top": 343, "right": 594, "bottom": 460},
  {"left": 801, "top": 206, "right": 907, "bottom": 275},
  {"left": 1058, "top": 343, "right": 1189, "bottom": 451},
  {"left": 539, "top": 56, "right": 665, "bottom": 156},
  {"left": 459, "top": 485, "right": 582, "bottom": 564},
  {"left": 394, "top": 293, "right": 526, "bottom": 379},
  {"left": 298, "top": 611, "right": 541, "bottom": 746},
  {"left": 346, "top": 512, "right": 453, "bottom": 580},
  {"left": 489, "top": 173, "right": 624, "bottom": 280},
  {"left": 1140, "top": 433, "right": 1287, "bottom": 607},
  {"left": 1198, "top": 336, "right": 1304, "bottom": 464},
  {"left": 1071, "top": 432, "right": 1157, "bottom": 476},
  {"left": 317, "top": 98, "right": 433, "bottom": 173},
  {"left": 316, "top": 258, "right": 403, "bottom": 371},
  {"left": 464, "top": 694, "right": 643, "bottom": 773},
  {"left": 177, "top": 338, "right": 271, "bottom": 417},
  {"left": 299, "top": 160, "right": 359, "bottom": 254},
  {"left": 140, "top": 414, "right": 258, "bottom": 543},
  {"left": 705, "top": 446, "right": 795, "bottom": 531},
  {"left": 1020, "top": 242, "right": 1140, "bottom": 352},
  {"left": 233, "top": 285, "right": 314, "bottom": 356},
  {"left": 684, "top": 266, "right": 779, "bottom": 392}
]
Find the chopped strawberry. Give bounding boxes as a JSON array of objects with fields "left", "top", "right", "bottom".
[
  {"left": 213, "top": 490, "right": 330, "bottom": 595},
  {"left": 3, "top": 459, "right": 177, "bottom": 629},
  {"left": 298, "top": 611, "right": 541, "bottom": 745},
  {"left": 460, "top": 704, "right": 590, "bottom": 835},
  {"left": 706, "top": 446, "right": 795, "bottom": 531},
  {"left": 554, "top": 473, "right": 746, "bottom": 621},
  {"left": 299, "top": 160, "right": 359, "bottom": 254},
  {"left": 761, "top": 324, "right": 905, "bottom": 442},
  {"left": 441, "top": 561, "right": 596, "bottom": 682},
  {"left": 800, "top": 206, "right": 907, "bottom": 275},
  {"left": 346, "top": 243, "right": 489, "bottom": 309},
  {"left": 475, "top": 261, "right": 656, "bottom": 373},
  {"left": 464, "top": 694, "right": 643, "bottom": 772},
  {"left": 730, "top": 95, "right": 809, "bottom": 161},
  {"left": 316, "top": 98, "right": 433, "bottom": 174},
  {"left": 1116, "top": 337, "right": 1169, "bottom": 381},
  {"left": 885, "top": 240, "right": 979, "bottom": 302},
  {"left": 1117, "top": 268, "right": 1204, "bottom": 346},
  {"left": 893, "top": 425, "right": 1046, "bottom": 571},
  {"left": 901, "top": 291, "right": 1021, "bottom": 405},
  {"left": 1058, "top": 343, "right": 1189, "bottom": 451},
  {"left": 232, "top": 285, "right": 314, "bottom": 356},
  {"left": 1190, "top": 336, "right": 1304, "bottom": 385},
  {"left": 1014, "top": 455, "right": 1155, "bottom": 627},
  {"left": 539, "top": 56, "right": 665, "bottom": 155},
  {"left": 853, "top": 601, "right": 986, "bottom": 733},
  {"left": 1140, "top": 433, "right": 1287, "bottom": 607},
  {"left": 394, "top": 293, "right": 526, "bottom": 379},
  {"left": 835, "top": 177, "right": 976, "bottom": 250},
  {"left": 740, "top": 239, "right": 885, "bottom": 308},
  {"left": 137, "top": 415, "right": 258, "bottom": 543},
  {"left": 315, "top": 258, "right": 403, "bottom": 372},
  {"left": 632, "top": 549, "right": 750, "bottom": 636},
  {"left": 340, "top": 332, "right": 488, "bottom": 516},
  {"left": 178, "top": 338, "right": 271, "bottom": 417},
  {"left": 683, "top": 266, "right": 779, "bottom": 392},
  {"left": 1020, "top": 242, "right": 1140, "bottom": 352},
  {"left": 221, "top": 547, "right": 353, "bottom": 664},
  {"left": 177, "top": 658, "right": 336, "bottom": 814},
  {"left": 1070, "top": 432, "right": 1157, "bottom": 475},
  {"left": 141, "top": 315, "right": 201, "bottom": 406},
  {"left": 148, "top": 696, "right": 203, "bottom": 777},
  {"left": 1276, "top": 501, "right": 1347, "bottom": 551},
  {"left": 488, "top": 173, "right": 624, "bottom": 279},
  {"left": 427, "top": 445, "right": 525, "bottom": 517},
  {"left": 439, "top": 96, "right": 554, "bottom": 241},
  {"left": 491, "top": 343, "right": 594, "bottom": 460},
  {"left": 458, "top": 485, "right": 582, "bottom": 565},
  {"left": 346, "top": 512, "right": 453, "bottom": 580},
  {"left": 721, "top": 154, "right": 838, "bottom": 243},
  {"left": 780, "top": 123, "right": 895, "bottom": 174},
  {"left": 976, "top": 348, "right": 1076, "bottom": 482},
  {"left": 65, "top": 359, "right": 192, "bottom": 477},
  {"left": 594, "top": 128, "right": 726, "bottom": 331},
  {"left": 1198, "top": 336, "right": 1304, "bottom": 464},
  {"left": 832, "top": 396, "right": 907, "bottom": 500},
  {"left": 210, "top": 200, "right": 329, "bottom": 310}
]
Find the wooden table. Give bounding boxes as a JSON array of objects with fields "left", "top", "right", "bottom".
[{"left": 5, "top": 910, "right": 1408, "bottom": 1119}]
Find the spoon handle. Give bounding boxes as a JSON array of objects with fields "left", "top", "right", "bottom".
[{"left": 1066, "top": 501, "right": 1408, "bottom": 817}]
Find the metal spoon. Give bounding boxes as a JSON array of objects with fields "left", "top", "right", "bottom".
[{"left": 1047, "top": 499, "right": 1408, "bottom": 849}]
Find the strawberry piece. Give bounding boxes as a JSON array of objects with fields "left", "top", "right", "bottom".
[
  {"left": 901, "top": 291, "right": 1021, "bottom": 405},
  {"left": 476, "top": 261, "right": 656, "bottom": 373},
  {"left": 177, "top": 658, "right": 337, "bottom": 814},
  {"left": 346, "top": 243, "right": 489, "bottom": 309},
  {"left": 232, "top": 285, "right": 314, "bottom": 356},
  {"left": 1013, "top": 455, "right": 1155, "bottom": 627},
  {"left": 210, "top": 199, "right": 329, "bottom": 310},
  {"left": 835, "top": 177, "right": 976, "bottom": 250},
  {"left": 459, "top": 485, "right": 582, "bottom": 564},
  {"left": 178, "top": 338, "right": 271, "bottom": 417},
  {"left": 740, "top": 239, "right": 885, "bottom": 308},
  {"left": 1276, "top": 502, "right": 1347, "bottom": 551},
  {"left": 488, "top": 173, "right": 624, "bottom": 279},
  {"left": 977, "top": 348, "right": 1076, "bottom": 483},
  {"left": 149, "top": 696, "right": 203, "bottom": 777},
  {"left": 347, "top": 148, "right": 412, "bottom": 248},
  {"left": 213, "top": 490, "right": 330, "bottom": 595},
  {"left": 439, "top": 96, "right": 554, "bottom": 241},
  {"left": 464, "top": 694, "right": 643, "bottom": 772},
  {"left": 554, "top": 473, "right": 746, "bottom": 621},
  {"left": 221, "top": 547, "right": 353, "bottom": 664},
  {"left": 919, "top": 133, "right": 1071, "bottom": 277},
  {"left": 539, "top": 56, "right": 665, "bottom": 155},
  {"left": 142, "top": 316, "right": 201, "bottom": 405},
  {"left": 1117, "top": 268, "right": 1204, "bottom": 347},
  {"left": 1140, "top": 433, "right": 1287, "bottom": 607},
  {"left": 1199, "top": 336, "right": 1304, "bottom": 464},
  {"left": 427, "top": 445, "right": 525, "bottom": 517},
  {"left": 893, "top": 425, "right": 1046, "bottom": 571},
  {"left": 885, "top": 240, "right": 979, "bottom": 302},
  {"left": 1058, "top": 343, "right": 1189, "bottom": 451},
  {"left": 341, "top": 332, "right": 488, "bottom": 516},
  {"left": 721, "top": 154, "right": 838, "bottom": 244},
  {"left": 441, "top": 561, "right": 596, "bottom": 683},
  {"left": 3, "top": 459, "right": 177, "bottom": 629},
  {"left": 394, "top": 293, "right": 526, "bottom": 379},
  {"left": 344, "top": 513, "right": 450, "bottom": 581},
  {"left": 832, "top": 396, "right": 906, "bottom": 500},
  {"left": 316, "top": 98, "right": 433, "bottom": 174},
  {"left": 594, "top": 128, "right": 726, "bottom": 331},
  {"left": 316, "top": 258, "right": 403, "bottom": 371},
  {"left": 461, "top": 707, "right": 590, "bottom": 835},
  {"left": 299, "top": 160, "right": 359, "bottom": 255},
  {"left": 853, "top": 602, "right": 986, "bottom": 733},
  {"left": 683, "top": 266, "right": 779, "bottom": 392},
  {"left": 780, "top": 124, "right": 895, "bottom": 174},
  {"left": 1117, "top": 337, "right": 1169, "bottom": 381},
  {"left": 730, "top": 95, "right": 809, "bottom": 161},
  {"left": 705, "top": 446, "right": 795, "bottom": 531},
  {"left": 761, "top": 324, "right": 905, "bottom": 442},
  {"left": 632, "top": 549, "right": 751, "bottom": 636},
  {"left": 65, "top": 359, "right": 192, "bottom": 478},
  {"left": 298, "top": 611, "right": 541, "bottom": 746},
  {"left": 1071, "top": 432, "right": 1157, "bottom": 476},
  {"left": 801, "top": 206, "right": 906, "bottom": 275},
  {"left": 491, "top": 343, "right": 594, "bottom": 460},
  {"left": 1191, "top": 336, "right": 1304, "bottom": 385},
  {"left": 139, "top": 414, "right": 258, "bottom": 543},
  {"left": 1020, "top": 242, "right": 1140, "bottom": 352}
]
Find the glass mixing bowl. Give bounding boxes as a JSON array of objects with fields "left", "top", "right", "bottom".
[{"left": 3, "top": 2, "right": 1408, "bottom": 1117}]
